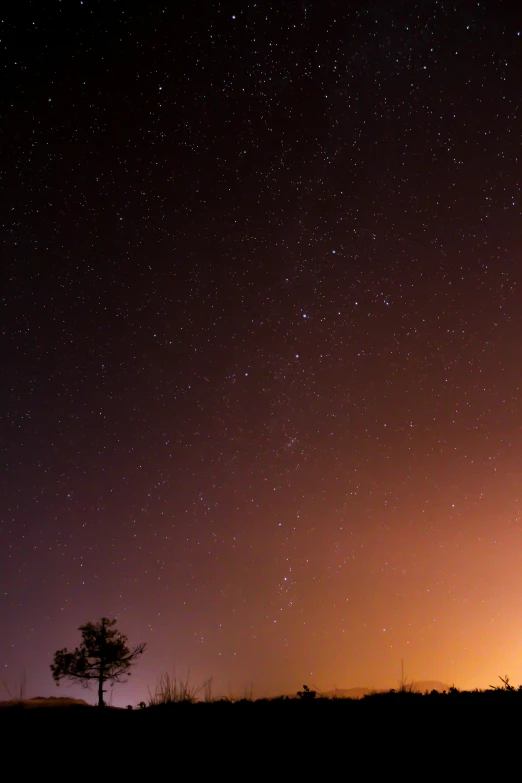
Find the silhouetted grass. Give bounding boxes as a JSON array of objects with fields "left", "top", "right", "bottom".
[
  {"left": 147, "top": 671, "right": 207, "bottom": 705},
  {"left": 0, "top": 672, "right": 27, "bottom": 707}
]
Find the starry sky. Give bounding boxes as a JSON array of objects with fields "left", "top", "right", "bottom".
[{"left": 3, "top": 1, "right": 521, "bottom": 706}]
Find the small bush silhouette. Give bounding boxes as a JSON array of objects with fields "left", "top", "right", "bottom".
[{"left": 297, "top": 684, "right": 316, "bottom": 700}]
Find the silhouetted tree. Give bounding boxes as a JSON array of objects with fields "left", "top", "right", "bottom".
[{"left": 51, "top": 617, "right": 146, "bottom": 707}]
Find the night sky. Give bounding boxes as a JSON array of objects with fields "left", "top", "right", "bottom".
[{"left": 3, "top": 1, "right": 521, "bottom": 707}]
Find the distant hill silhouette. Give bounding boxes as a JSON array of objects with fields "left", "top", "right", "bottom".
[
  {"left": 323, "top": 687, "right": 370, "bottom": 699},
  {"left": 0, "top": 696, "right": 90, "bottom": 709},
  {"left": 408, "top": 681, "right": 451, "bottom": 694},
  {"left": 320, "top": 681, "right": 451, "bottom": 699}
]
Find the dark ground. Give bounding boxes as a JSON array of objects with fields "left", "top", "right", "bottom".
[{"left": 2, "top": 692, "right": 519, "bottom": 774}]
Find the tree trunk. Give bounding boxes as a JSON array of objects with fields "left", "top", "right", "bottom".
[{"left": 98, "top": 665, "right": 105, "bottom": 708}]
